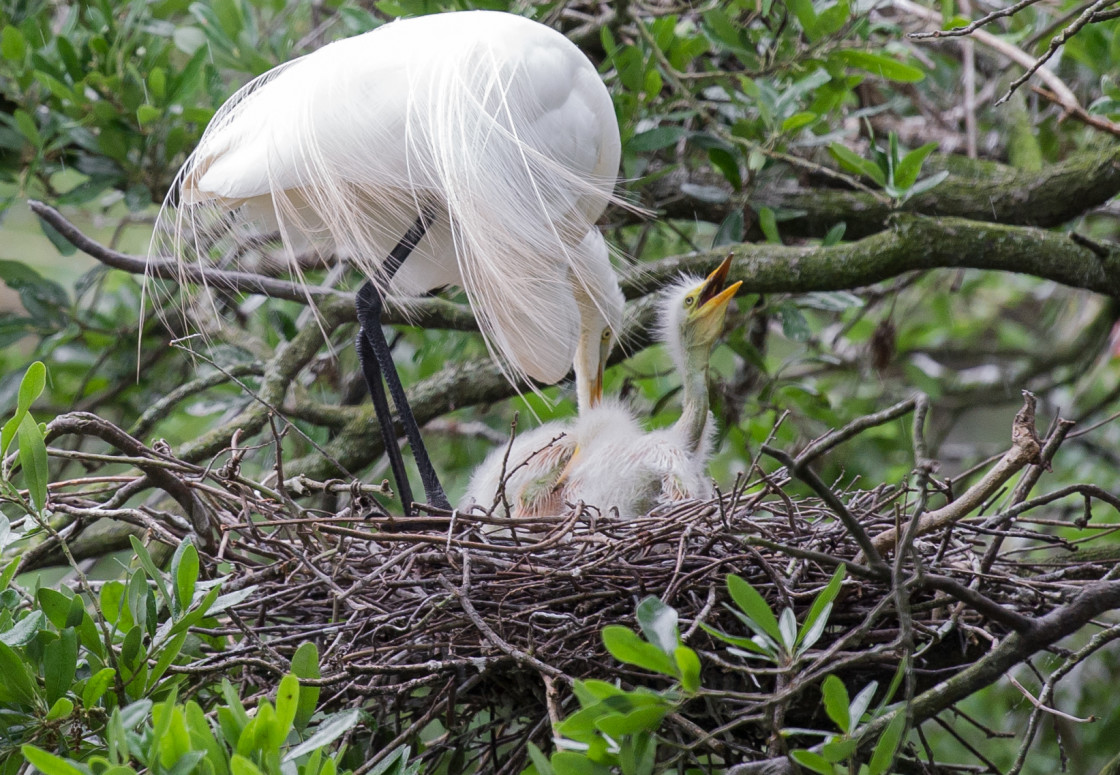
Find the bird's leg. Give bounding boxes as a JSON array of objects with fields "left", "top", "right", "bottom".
[
  {"left": 354, "top": 210, "right": 452, "bottom": 514},
  {"left": 354, "top": 322, "right": 415, "bottom": 512}
]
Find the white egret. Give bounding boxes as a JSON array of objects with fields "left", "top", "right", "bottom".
[
  {"left": 463, "top": 257, "right": 740, "bottom": 521},
  {"left": 157, "top": 11, "right": 625, "bottom": 514}
]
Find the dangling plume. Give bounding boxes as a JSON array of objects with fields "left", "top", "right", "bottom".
[{"left": 153, "top": 11, "right": 631, "bottom": 388}]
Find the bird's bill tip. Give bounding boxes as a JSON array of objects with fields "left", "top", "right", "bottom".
[
  {"left": 697, "top": 280, "right": 742, "bottom": 318},
  {"left": 698, "top": 254, "right": 735, "bottom": 306}
]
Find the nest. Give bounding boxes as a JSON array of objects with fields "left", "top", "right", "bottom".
[{"left": 25, "top": 395, "right": 1120, "bottom": 774}]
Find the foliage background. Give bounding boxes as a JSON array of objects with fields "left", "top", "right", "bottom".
[{"left": 2, "top": 0, "right": 1120, "bottom": 772}]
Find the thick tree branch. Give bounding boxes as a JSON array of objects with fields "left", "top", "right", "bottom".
[
  {"left": 629, "top": 214, "right": 1120, "bottom": 300},
  {"left": 647, "top": 147, "right": 1120, "bottom": 239}
]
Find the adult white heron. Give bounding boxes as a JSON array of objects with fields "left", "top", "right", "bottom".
[
  {"left": 463, "top": 256, "right": 740, "bottom": 520},
  {"left": 157, "top": 11, "right": 625, "bottom": 514}
]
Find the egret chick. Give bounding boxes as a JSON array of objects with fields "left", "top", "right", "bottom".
[
  {"left": 562, "top": 257, "right": 741, "bottom": 515},
  {"left": 461, "top": 402, "right": 642, "bottom": 520}
]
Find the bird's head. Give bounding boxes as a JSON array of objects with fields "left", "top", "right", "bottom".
[{"left": 660, "top": 255, "right": 742, "bottom": 367}]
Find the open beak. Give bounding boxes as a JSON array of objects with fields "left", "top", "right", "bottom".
[{"left": 696, "top": 254, "right": 742, "bottom": 320}]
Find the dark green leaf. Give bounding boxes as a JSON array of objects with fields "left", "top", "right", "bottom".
[
  {"left": 0, "top": 641, "right": 39, "bottom": 704},
  {"left": 44, "top": 627, "right": 78, "bottom": 705},
  {"left": 0, "top": 610, "right": 45, "bottom": 646},
  {"left": 628, "top": 126, "right": 687, "bottom": 152},
  {"left": 894, "top": 142, "right": 938, "bottom": 190}
]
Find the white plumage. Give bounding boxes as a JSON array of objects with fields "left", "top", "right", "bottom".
[
  {"left": 463, "top": 258, "right": 741, "bottom": 521},
  {"left": 158, "top": 11, "right": 625, "bottom": 401}
]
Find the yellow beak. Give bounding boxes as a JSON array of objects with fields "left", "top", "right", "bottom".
[{"left": 695, "top": 254, "right": 742, "bottom": 321}]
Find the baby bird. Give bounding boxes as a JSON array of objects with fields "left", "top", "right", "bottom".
[
  {"left": 461, "top": 257, "right": 740, "bottom": 521},
  {"left": 563, "top": 257, "right": 741, "bottom": 515}
]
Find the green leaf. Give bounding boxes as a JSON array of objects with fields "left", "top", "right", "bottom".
[
  {"left": 868, "top": 713, "right": 907, "bottom": 775},
  {"left": 822, "top": 737, "right": 858, "bottom": 762},
  {"left": 272, "top": 674, "right": 300, "bottom": 749},
  {"left": 291, "top": 641, "right": 321, "bottom": 730},
  {"left": 713, "top": 211, "right": 744, "bottom": 248},
  {"left": 13, "top": 109, "right": 41, "bottom": 147},
  {"left": 46, "top": 697, "right": 74, "bottom": 720},
  {"left": 282, "top": 709, "right": 361, "bottom": 763},
  {"left": 20, "top": 746, "right": 86, "bottom": 775},
  {"left": 757, "top": 206, "right": 781, "bottom": 244},
  {"left": 2, "top": 361, "right": 45, "bottom": 457},
  {"left": 822, "top": 675, "right": 851, "bottom": 733},
  {"left": 171, "top": 539, "right": 199, "bottom": 612},
  {"left": 635, "top": 596, "right": 679, "bottom": 655},
  {"left": 894, "top": 142, "right": 938, "bottom": 190},
  {"left": 128, "top": 536, "right": 170, "bottom": 604},
  {"left": 230, "top": 755, "right": 264, "bottom": 775},
  {"left": 777, "top": 607, "right": 797, "bottom": 652},
  {"left": 776, "top": 303, "right": 811, "bottom": 342},
  {"left": 674, "top": 645, "right": 701, "bottom": 693},
  {"left": 1, "top": 26, "right": 27, "bottom": 61},
  {"left": 821, "top": 222, "right": 847, "bottom": 247},
  {"left": 0, "top": 556, "right": 20, "bottom": 591},
  {"left": 781, "top": 111, "right": 818, "bottom": 133},
  {"left": 1, "top": 609, "right": 45, "bottom": 646},
  {"left": 550, "top": 752, "right": 612, "bottom": 775},
  {"left": 834, "top": 50, "right": 925, "bottom": 83},
  {"left": 17, "top": 413, "right": 48, "bottom": 512},
  {"left": 601, "top": 626, "right": 679, "bottom": 677},
  {"left": 790, "top": 750, "right": 837, "bottom": 775},
  {"left": 827, "top": 143, "right": 885, "bottom": 185},
  {"left": 628, "top": 126, "right": 687, "bottom": 152},
  {"left": 82, "top": 668, "right": 117, "bottom": 708},
  {"left": 848, "top": 681, "right": 878, "bottom": 730},
  {"left": 37, "top": 587, "right": 72, "bottom": 628},
  {"left": 527, "top": 743, "right": 555, "bottom": 775},
  {"left": 708, "top": 147, "right": 742, "bottom": 190},
  {"left": 594, "top": 705, "right": 669, "bottom": 737},
  {"left": 726, "top": 574, "right": 782, "bottom": 643},
  {"left": 798, "top": 566, "right": 846, "bottom": 648},
  {"left": 147, "top": 631, "right": 187, "bottom": 692},
  {"left": 44, "top": 627, "right": 78, "bottom": 705},
  {"left": 136, "top": 105, "right": 161, "bottom": 125},
  {"left": 0, "top": 636, "right": 39, "bottom": 705}
]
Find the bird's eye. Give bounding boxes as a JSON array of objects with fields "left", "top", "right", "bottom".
[
  {"left": 600, "top": 328, "right": 611, "bottom": 342},
  {"left": 684, "top": 295, "right": 695, "bottom": 307}
]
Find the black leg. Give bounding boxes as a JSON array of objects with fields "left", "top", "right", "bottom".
[
  {"left": 354, "top": 211, "right": 452, "bottom": 513},
  {"left": 355, "top": 322, "right": 415, "bottom": 513}
]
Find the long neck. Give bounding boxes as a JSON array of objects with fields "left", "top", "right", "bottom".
[{"left": 674, "top": 344, "right": 711, "bottom": 451}]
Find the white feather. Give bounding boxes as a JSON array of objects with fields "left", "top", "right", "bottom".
[{"left": 156, "top": 11, "right": 625, "bottom": 389}]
